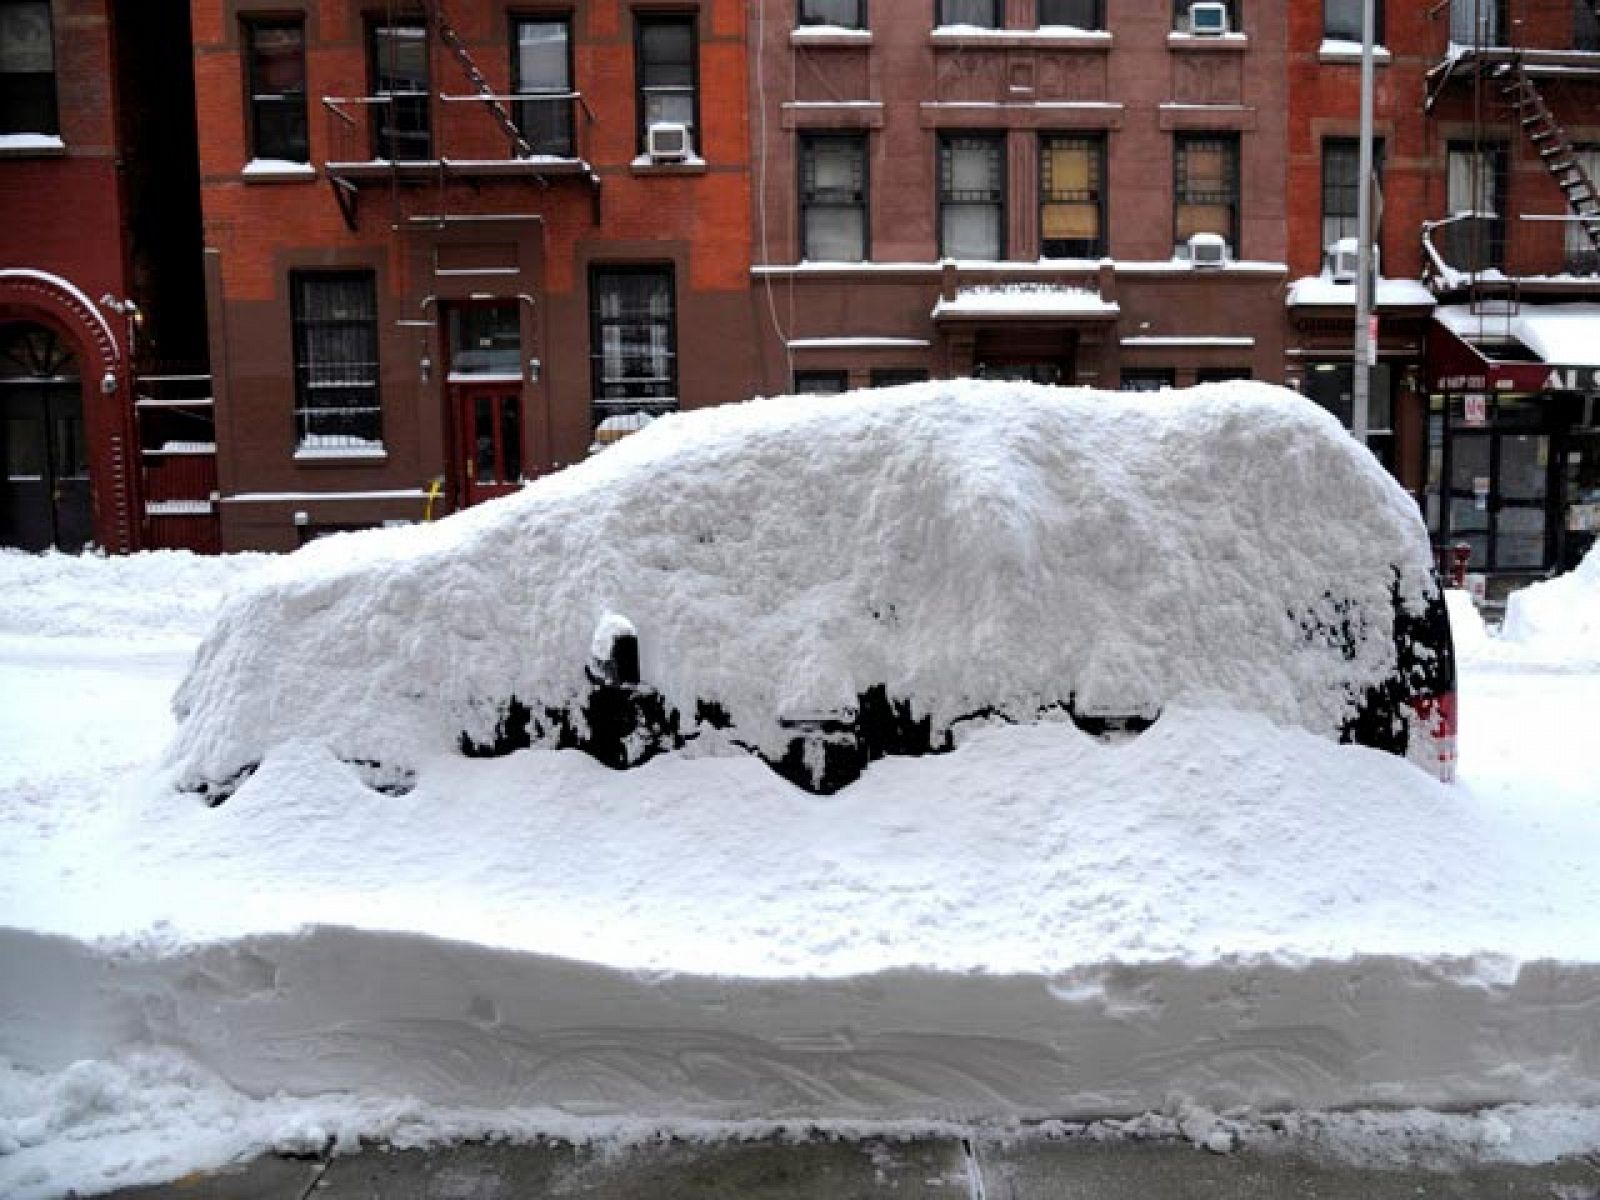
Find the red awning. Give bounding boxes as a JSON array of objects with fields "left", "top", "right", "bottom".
[{"left": 1428, "top": 308, "right": 1600, "bottom": 394}]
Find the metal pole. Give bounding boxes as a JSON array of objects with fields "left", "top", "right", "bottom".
[{"left": 1352, "top": 0, "right": 1377, "bottom": 443}]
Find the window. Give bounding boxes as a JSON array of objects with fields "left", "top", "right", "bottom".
[
  {"left": 794, "top": 370, "right": 849, "bottom": 394},
  {"left": 1580, "top": 0, "right": 1600, "bottom": 51},
  {"left": 1121, "top": 369, "right": 1175, "bottom": 392},
  {"left": 1196, "top": 366, "right": 1251, "bottom": 382},
  {"left": 0, "top": 1, "right": 56, "bottom": 136},
  {"left": 871, "top": 368, "right": 929, "bottom": 387},
  {"left": 244, "top": 19, "right": 308, "bottom": 162},
  {"left": 1040, "top": 0, "right": 1102, "bottom": 27},
  {"left": 1305, "top": 361, "right": 1394, "bottom": 470},
  {"left": 798, "top": 0, "right": 865, "bottom": 27},
  {"left": 1445, "top": 142, "right": 1505, "bottom": 271},
  {"left": 800, "top": 134, "right": 868, "bottom": 261},
  {"left": 447, "top": 304, "right": 521, "bottom": 376},
  {"left": 370, "top": 21, "right": 430, "bottom": 160},
  {"left": 939, "top": 134, "right": 1005, "bottom": 260},
  {"left": 938, "top": 0, "right": 999, "bottom": 27},
  {"left": 1174, "top": 134, "right": 1238, "bottom": 255},
  {"left": 591, "top": 267, "right": 676, "bottom": 425},
  {"left": 1321, "top": 137, "right": 1384, "bottom": 253},
  {"left": 291, "top": 273, "right": 382, "bottom": 448},
  {"left": 1171, "top": 0, "right": 1238, "bottom": 31},
  {"left": 1564, "top": 147, "right": 1600, "bottom": 273},
  {"left": 636, "top": 15, "right": 697, "bottom": 154},
  {"left": 1040, "top": 134, "right": 1105, "bottom": 258},
  {"left": 1324, "top": 0, "right": 1382, "bottom": 42},
  {"left": 1449, "top": 0, "right": 1503, "bottom": 45},
  {"left": 513, "top": 18, "right": 572, "bottom": 157}
]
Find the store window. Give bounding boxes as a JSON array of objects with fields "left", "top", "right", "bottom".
[
  {"left": 591, "top": 267, "right": 676, "bottom": 425},
  {"left": 1304, "top": 361, "right": 1394, "bottom": 470},
  {"left": 1324, "top": 0, "right": 1382, "bottom": 42},
  {"left": 794, "top": 370, "right": 849, "bottom": 394},
  {"left": 798, "top": 0, "right": 865, "bottom": 28},
  {"left": 1174, "top": 134, "right": 1239, "bottom": 256},
  {"left": 513, "top": 17, "right": 573, "bottom": 157},
  {"left": 369, "top": 20, "right": 430, "bottom": 160},
  {"left": 244, "top": 19, "right": 308, "bottom": 162},
  {"left": 871, "top": 368, "right": 929, "bottom": 387},
  {"left": 1196, "top": 367, "right": 1251, "bottom": 382},
  {"left": 939, "top": 0, "right": 999, "bottom": 26},
  {"left": 636, "top": 14, "right": 697, "bottom": 155},
  {"left": 1321, "top": 137, "right": 1384, "bottom": 253},
  {"left": 1121, "top": 369, "right": 1175, "bottom": 392},
  {"left": 291, "top": 272, "right": 382, "bottom": 448},
  {"left": 1040, "top": 134, "right": 1105, "bottom": 258},
  {"left": 1040, "top": 0, "right": 1101, "bottom": 27},
  {"left": 800, "top": 134, "right": 868, "bottom": 261},
  {"left": 939, "top": 134, "right": 1005, "bottom": 259},
  {"left": 0, "top": 1, "right": 56, "bottom": 136}
]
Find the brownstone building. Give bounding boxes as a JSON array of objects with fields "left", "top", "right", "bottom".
[
  {"left": 747, "top": 0, "right": 1289, "bottom": 395},
  {"left": 0, "top": 0, "right": 209, "bottom": 552},
  {"left": 191, "top": 0, "right": 760, "bottom": 550}
]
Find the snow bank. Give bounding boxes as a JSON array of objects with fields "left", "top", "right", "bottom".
[
  {"left": 0, "top": 548, "right": 267, "bottom": 642},
  {"left": 1501, "top": 544, "right": 1600, "bottom": 663},
  {"left": 167, "top": 381, "right": 1438, "bottom": 787}
]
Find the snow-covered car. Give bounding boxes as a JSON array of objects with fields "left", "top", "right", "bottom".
[{"left": 168, "top": 380, "right": 1455, "bottom": 797}]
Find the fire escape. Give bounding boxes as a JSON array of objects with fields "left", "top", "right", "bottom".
[
  {"left": 1423, "top": 0, "right": 1600, "bottom": 311},
  {"left": 320, "top": 0, "right": 601, "bottom": 233}
]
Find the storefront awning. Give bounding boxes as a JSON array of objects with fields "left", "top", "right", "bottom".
[{"left": 1428, "top": 303, "right": 1600, "bottom": 393}]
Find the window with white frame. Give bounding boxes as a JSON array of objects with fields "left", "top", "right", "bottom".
[
  {"left": 0, "top": 1, "right": 56, "bottom": 136},
  {"left": 591, "top": 267, "right": 677, "bottom": 425},
  {"left": 291, "top": 272, "right": 382, "bottom": 448},
  {"left": 800, "top": 134, "right": 868, "bottom": 261},
  {"left": 939, "top": 134, "right": 1005, "bottom": 260},
  {"left": 1324, "top": 0, "right": 1382, "bottom": 42}
]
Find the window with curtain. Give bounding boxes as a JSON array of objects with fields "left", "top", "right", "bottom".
[
  {"left": 800, "top": 134, "right": 868, "bottom": 261},
  {"left": 1579, "top": 0, "right": 1600, "bottom": 51},
  {"left": 1324, "top": 0, "right": 1383, "bottom": 42},
  {"left": 291, "top": 273, "right": 382, "bottom": 447},
  {"left": 1321, "top": 137, "right": 1384, "bottom": 252},
  {"left": 1039, "top": 0, "right": 1102, "bottom": 28},
  {"left": 591, "top": 267, "right": 677, "bottom": 424},
  {"left": 940, "top": 134, "right": 1005, "bottom": 260},
  {"left": 0, "top": 1, "right": 56, "bottom": 135},
  {"left": 636, "top": 15, "right": 697, "bottom": 152},
  {"left": 1565, "top": 147, "right": 1600, "bottom": 273},
  {"left": 938, "top": 0, "right": 999, "bottom": 28},
  {"left": 245, "top": 19, "right": 308, "bottom": 162},
  {"left": 798, "top": 0, "right": 865, "bottom": 28},
  {"left": 1445, "top": 142, "right": 1505, "bottom": 271},
  {"left": 513, "top": 18, "right": 572, "bottom": 156},
  {"left": 369, "top": 21, "right": 430, "bottom": 160},
  {"left": 1174, "top": 134, "right": 1238, "bottom": 254},
  {"left": 1040, "top": 134, "right": 1105, "bottom": 258},
  {"left": 1449, "top": 0, "right": 1502, "bottom": 45}
]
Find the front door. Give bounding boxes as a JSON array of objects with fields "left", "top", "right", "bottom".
[
  {"left": 0, "top": 324, "right": 90, "bottom": 552},
  {"left": 456, "top": 385, "right": 523, "bottom": 507},
  {"left": 1446, "top": 425, "right": 1553, "bottom": 572}
]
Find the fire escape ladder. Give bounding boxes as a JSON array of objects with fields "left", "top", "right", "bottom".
[
  {"left": 1496, "top": 61, "right": 1600, "bottom": 257},
  {"left": 423, "top": 0, "right": 535, "bottom": 161}
]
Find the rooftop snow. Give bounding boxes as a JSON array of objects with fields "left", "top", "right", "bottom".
[
  {"left": 931, "top": 285, "right": 1118, "bottom": 318},
  {"left": 1287, "top": 273, "right": 1437, "bottom": 309}
]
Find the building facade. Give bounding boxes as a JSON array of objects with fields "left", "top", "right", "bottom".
[
  {"left": 0, "top": 0, "right": 208, "bottom": 553},
  {"left": 191, "top": 0, "right": 759, "bottom": 550}
]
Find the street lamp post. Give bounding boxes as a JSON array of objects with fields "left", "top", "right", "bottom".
[{"left": 1352, "top": 0, "right": 1378, "bottom": 443}]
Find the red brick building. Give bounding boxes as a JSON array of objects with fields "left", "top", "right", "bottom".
[
  {"left": 190, "top": 0, "right": 759, "bottom": 549},
  {"left": 0, "top": 0, "right": 208, "bottom": 552}
]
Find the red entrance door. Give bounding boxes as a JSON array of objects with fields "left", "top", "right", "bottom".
[{"left": 454, "top": 384, "right": 523, "bottom": 507}]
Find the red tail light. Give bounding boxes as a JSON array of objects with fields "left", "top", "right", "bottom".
[{"left": 1408, "top": 692, "right": 1458, "bottom": 783}]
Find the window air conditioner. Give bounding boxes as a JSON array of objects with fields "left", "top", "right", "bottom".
[
  {"left": 1329, "top": 237, "right": 1379, "bottom": 283},
  {"left": 1188, "top": 232, "right": 1229, "bottom": 268},
  {"left": 1188, "top": 2, "right": 1229, "bottom": 35},
  {"left": 646, "top": 121, "right": 692, "bottom": 163}
]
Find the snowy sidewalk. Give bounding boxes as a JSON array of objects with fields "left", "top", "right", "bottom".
[{"left": 98, "top": 1136, "right": 1600, "bottom": 1200}]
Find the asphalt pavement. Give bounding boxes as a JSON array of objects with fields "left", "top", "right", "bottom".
[{"left": 101, "top": 1135, "right": 1600, "bottom": 1199}]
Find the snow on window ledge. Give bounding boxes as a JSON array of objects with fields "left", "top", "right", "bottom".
[
  {"left": 1319, "top": 38, "right": 1392, "bottom": 64},
  {"left": 931, "top": 25, "right": 1111, "bottom": 49},
  {"left": 1167, "top": 31, "right": 1250, "bottom": 49},
  {"left": 790, "top": 25, "right": 872, "bottom": 45},
  {"left": 0, "top": 132, "right": 66, "bottom": 156},
  {"left": 293, "top": 442, "right": 389, "bottom": 463},
  {"left": 241, "top": 158, "right": 317, "bottom": 181},
  {"left": 629, "top": 153, "right": 707, "bottom": 175}
]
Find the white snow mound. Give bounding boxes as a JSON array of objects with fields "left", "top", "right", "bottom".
[
  {"left": 1501, "top": 542, "right": 1600, "bottom": 661},
  {"left": 167, "top": 380, "right": 1436, "bottom": 784}
]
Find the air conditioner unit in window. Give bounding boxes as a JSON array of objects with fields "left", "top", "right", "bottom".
[
  {"left": 646, "top": 121, "right": 692, "bottom": 163},
  {"left": 1188, "top": 231, "right": 1229, "bottom": 268},
  {"left": 1329, "top": 236, "right": 1380, "bottom": 283},
  {"left": 1188, "top": 1, "right": 1229, "bottom": 35}
]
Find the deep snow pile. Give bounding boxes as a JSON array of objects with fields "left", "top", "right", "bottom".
[
  {"left": 167, "top": 380, "right": 1437, "bottom": 788},
  {"left": 1501, "top": 542, "right": 1600, "bottom": 663}
]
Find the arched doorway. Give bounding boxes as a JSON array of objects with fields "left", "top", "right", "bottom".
[{"left": 0, "top": 322, "right": 92, "bottom": 551}]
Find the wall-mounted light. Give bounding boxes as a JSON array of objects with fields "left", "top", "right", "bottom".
[
  {"left": 420, "top": 356, "right": 432, "bottom": 384},
  {"left": 527, "top": 357, "right": 541, "bottom": 383},
  {"left": 100, "top": 371, "right": 118, "bottom": 395}
]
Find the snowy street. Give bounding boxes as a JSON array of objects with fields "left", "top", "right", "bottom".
[{"left": 1, "top": 534, "right": 1598, "bottom": 1196}]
